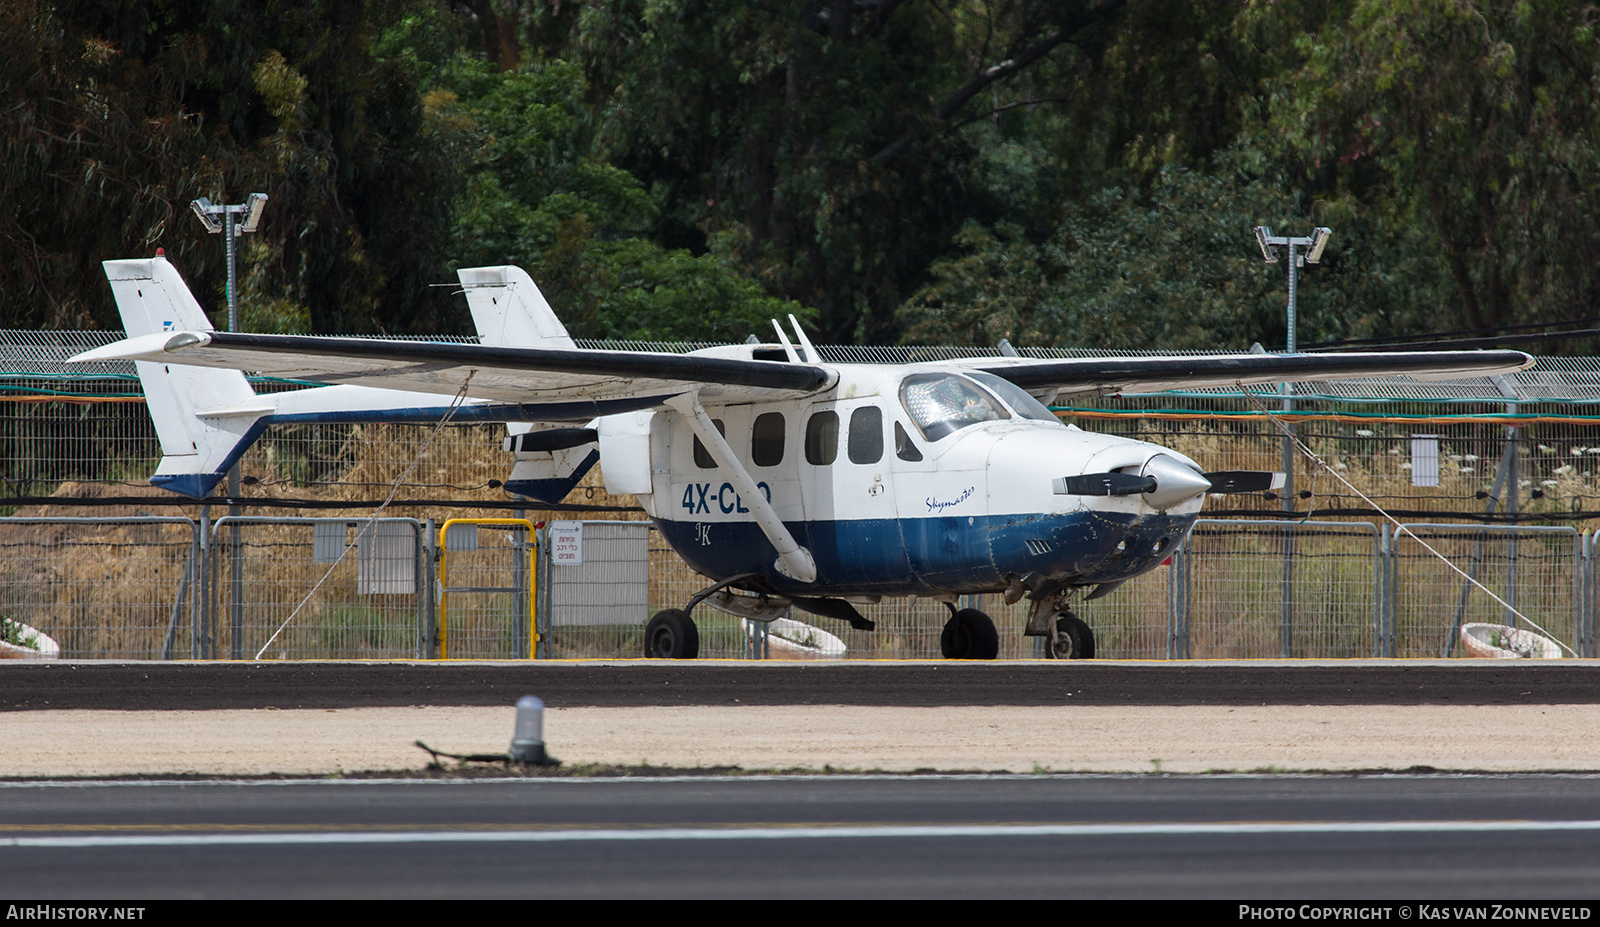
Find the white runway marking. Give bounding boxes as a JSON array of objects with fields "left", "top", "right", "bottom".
[{"left": 9, "top": 820, "right": 1600, "bottom": 848}]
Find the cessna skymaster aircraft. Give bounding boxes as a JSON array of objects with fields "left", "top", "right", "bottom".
[{"left": 77, "top": 254, "right": 1534, "bottom": 659}]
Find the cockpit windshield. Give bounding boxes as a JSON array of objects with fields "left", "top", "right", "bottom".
[
  {"left": 899, "top": 373, "right": 1009, "bottom": 441},
  {"left": 967, "top": 372, "right": 1063, "bottom": 424}
]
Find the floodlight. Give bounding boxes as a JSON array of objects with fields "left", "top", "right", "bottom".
[
  {"left": 240, "top": 193, "right": 269, "bottom": 234},
  {"left": 1254, "top": 226, "right": 1278, "bottom": 263},
  {"left": 1306, "top": 227, "right": 1332, "bottom": 264},
  {"left": 190, "top": 198, "right": 222, "bottom": 234}
]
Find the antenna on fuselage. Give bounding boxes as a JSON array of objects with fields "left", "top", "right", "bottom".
[
  {"left": 788, "top": 314, "right": 821, "bottom": 363},
  {"left": 770, "top": 319, "right": 802, "bottom": 363}
]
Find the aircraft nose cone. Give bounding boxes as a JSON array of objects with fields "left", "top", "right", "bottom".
[{"left": 1141, "top": 454, "right": 1212, "bottom": 510}]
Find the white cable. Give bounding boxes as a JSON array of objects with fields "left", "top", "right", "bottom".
[
  {"left": 254, "top": 373, "right": 477, "bottom": 660},
  {"left": 1238, "top": 383, "right": 1577, "bottom": 658}
]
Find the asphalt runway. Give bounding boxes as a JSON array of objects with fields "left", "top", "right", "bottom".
[
  {"left": 9, "top": 661, "right": 1600, "bottom": 898},
  {"left": 9, "top": 775, "right": 1600, "bottom": 898},
  {"left": 5, "top": 659, "right": 1600, "bottom": 711}
]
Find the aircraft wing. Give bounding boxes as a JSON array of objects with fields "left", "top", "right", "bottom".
[
  {"left": 962, "top": 350, "right": 1536, "bottom": 396},
  {"left": 71, "top": 331, "right": 836, "bottom": 408}
]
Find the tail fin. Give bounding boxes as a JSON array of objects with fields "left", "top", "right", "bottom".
[
  {"left": 104, "top": 255, "right": 269, "bottom": 498},
  {"left": 457, "top": 265, "right": 575, "bottom": 348},
  {"left": 458, "top": 265, "right": 594, "bottom": 503}
]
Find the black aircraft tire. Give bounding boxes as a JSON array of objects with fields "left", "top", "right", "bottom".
[
  {"left": 643, "top": 609, "right": 700, "bottom": 659},
  {"left": 940, "top": 609, "right": 1000, "bottom": 660},
  {"left": 1044, "top": 612, "right": 1095, "bottom": 660}
]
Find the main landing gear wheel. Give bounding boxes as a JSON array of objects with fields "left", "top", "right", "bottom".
[
  {"left": 1044, "top": 612, "right": 1095, "bottom": 660},
  {"left": 940, "top": 608, "right": 1000, "bottom": 660},
  {"left": 644, "top": 609, "right": 700, "bottom": 659}
]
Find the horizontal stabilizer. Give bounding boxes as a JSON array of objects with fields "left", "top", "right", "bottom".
[{"left": 505, "top": 427, "right": 599, "bottom": 453}]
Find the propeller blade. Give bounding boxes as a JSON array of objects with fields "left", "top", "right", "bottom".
[
  {"left": 1053, "top": 472, "right": 1158, "bottom": 497},
  {"left": 1201, "top": 470, "right": 1286, "bottom": 494}
]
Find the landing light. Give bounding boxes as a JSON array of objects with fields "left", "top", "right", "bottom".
[
  {"left": 1306, "top": 227, "right": 1333, "bottom": 264},
  {"left": 1254, "top": 226, "right": 1278, "bottom": 263}
]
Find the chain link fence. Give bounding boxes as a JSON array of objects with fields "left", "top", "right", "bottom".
[
  {"left": 208, "top": 517, "right": 426, "bottom": 661},
  {"left": 0, "top": 517, "right": 198, "bottom": 659},
  {"left": 4, "top": 513, "right": 1597, "bottom": 660}
]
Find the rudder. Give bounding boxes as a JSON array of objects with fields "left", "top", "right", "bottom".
[{"left": 104, "top": 256, "right": 268, "bottom": 498}]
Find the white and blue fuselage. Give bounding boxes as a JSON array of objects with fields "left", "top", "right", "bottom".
[{"left": 600, "top": 357, "right": 1205, "bottom": 599}]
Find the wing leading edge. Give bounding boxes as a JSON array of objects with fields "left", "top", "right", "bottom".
[
  {"left": 72, "top": 330, "right": 837, "bottom": 406},
  {"left": 966, "top": 350, "right": 1535, "bottom": 396},
  {"left": 73, "top": 329, "right": 1534, "bottom": 406}
]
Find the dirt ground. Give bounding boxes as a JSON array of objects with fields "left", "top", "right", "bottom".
[{"left": 6, "top": 703, "right": 1600, "bottom": 777}]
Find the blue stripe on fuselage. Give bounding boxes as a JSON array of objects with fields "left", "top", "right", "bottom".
[{"left": 655, "top": 510, "right": 1196, "bottom": 598}]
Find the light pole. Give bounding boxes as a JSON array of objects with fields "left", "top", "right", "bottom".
[
  {"left": 190, "top": 194, "right": 268, "bottom": 333},
  {"left": 1253, "top": 225, "right": 1331, "bottom": 657},
  {"left": 191, "top": 193, "right": 268, "bottom": 660}
]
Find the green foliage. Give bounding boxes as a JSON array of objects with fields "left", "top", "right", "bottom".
[
  {"left": 1255, "top": 0, "right": 1600, "bottom": 338},
  {"left": 7, "top": 1, "right": 1600, "bottom": 350},
  {"left": 901, "top": 145, "right": 1447, "bottom": 350},
  {"left": 442, "top": 55, "right": 809, "bottom": 340},
  {"left": 0, "top": 615, "right": 40, "bottom": 652}
]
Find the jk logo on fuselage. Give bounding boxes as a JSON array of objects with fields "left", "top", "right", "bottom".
[{"left": 680, "top": 481, "right": 771, "bottom": 515}]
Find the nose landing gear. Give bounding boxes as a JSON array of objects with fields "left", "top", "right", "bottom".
[{"left": 1044, "top": 611, "right": 1095, "bottom": 659}]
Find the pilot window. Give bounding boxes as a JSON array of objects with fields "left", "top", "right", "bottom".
[
  {"left": 847, "top": 405, "right": 883, "bottom": 464},
  {"left": 899, "top": 373, "right": 1009, "bottom": 442},
  {"left": 752, "top": 412, "right": 785, "bottom": 466},
  {"left": 967, "top": 372, "right": 1062, "bottom": 423},
  {"left": 692, "top": 419, "right": 726, "bottom": 469},
  {"left": 805, "top": 410, "right": 839, "bottom": 465},
  {"left": 894, "top": 421, "right": 923, "bottom": 461}
]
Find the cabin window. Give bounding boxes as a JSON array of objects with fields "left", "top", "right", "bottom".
[
  {"left": 899, "top": 373, "right": 1009, "bottom": 442},
  {"left": 847, "top": 406, "right": 883, "bottom": 464},
  {"left": 967, "top": 372, "right": 1062, "bottom": 423},
  {"left": 805, "top": 410, "right": 839, "bottom": 465},
  {"left": 752, "top": 412, "right": 786, "bottom": 466},
  {"left": 894, "top": 421, "right": 923, "bottom": 462},
  {"left": 692, "top": 419, "right": 726, "bottom": 469}
]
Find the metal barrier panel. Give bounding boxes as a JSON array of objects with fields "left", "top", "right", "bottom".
[
  {"left": 1391, "top": 523, "right": 1581, "bottom": 658},
  {"left": 548, "top": 521, "right": 649, "bottom": 627},
  {"left": 437, "top": 519, "right": 533, "bottom": 660},
  {"left": 0, "top": 517, "right": 199, "bottom": 659},
  {"left": 210, "top": 517, "right": 424, "bottom": 660},
  {"left": 1178, "top": 520, "right": 1380, "bottom": 659},
  {"left": 542, "top": 522, "right": 672, "bottom": 658}
]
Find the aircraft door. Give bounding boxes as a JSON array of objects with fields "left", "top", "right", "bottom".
[
  {"left": 889, "top": 411, "right": 993, "bottom": 591},
  {"left": 799, "top": 399, "right": 908, "bottom": 590}
]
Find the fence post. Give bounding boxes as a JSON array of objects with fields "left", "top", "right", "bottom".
[
  {"left": 160, "top": 525, "right": 198, "bottom": 661},
  {"left": 1374, "top": 524, "right": 1386, "bottom": 659},
  {"left": 1581, "top": 531, "right": 1593, "bottom": 659},
  {"left": 535, "top": 523, "right": 552, "bottom": 658},
  {"left": 1384, "top": 524, "right": 1400, "bottom": 658},
  {"left": 511, "top": 510, "right": 528, "bottom": 659},
  {"left": 1166, "top": 545, "right": 1178, "bottom": 660},
  {"left": 1167, "top": 538, "right": 1191, "bottom": 659},
  {"left": 1280, "top": 522, "right": 1294, "bottom": 658},
  {"left": 201, "top": 512, "right": 214, "bottom": 659},
  {"left": 420, "top": 517, "right": 435, "bottom": 659}
]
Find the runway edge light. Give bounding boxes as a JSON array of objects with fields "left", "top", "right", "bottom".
[{"left": 511, "top": 695, "right": 559, "bottom": 766}]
